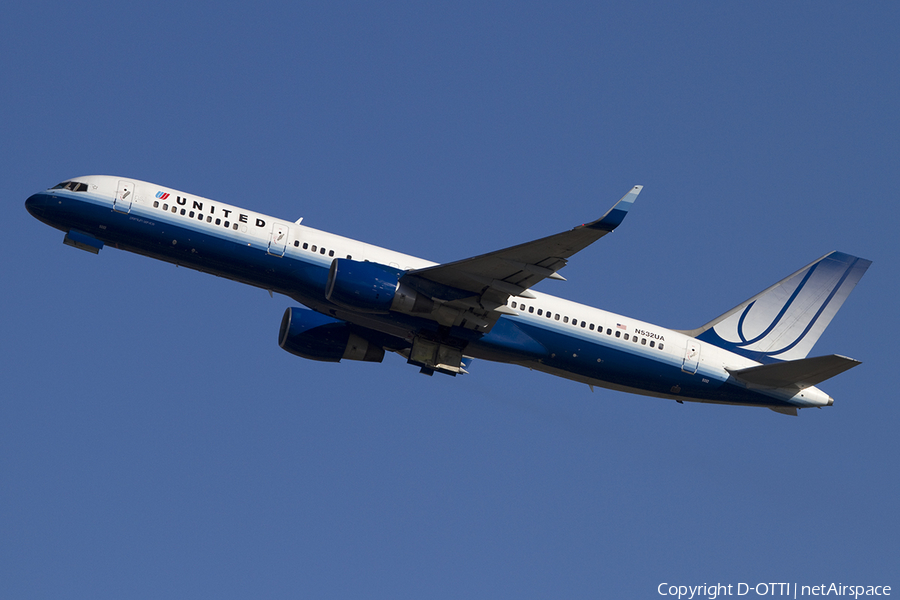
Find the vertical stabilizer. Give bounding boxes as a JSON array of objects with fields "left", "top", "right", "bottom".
[{"left": 685, "top": 252, "right": 871, "bottom": 362}]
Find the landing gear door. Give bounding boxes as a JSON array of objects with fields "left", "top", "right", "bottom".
[
  {"left": 268, "top": 223, "right": 288, "bottom": 257},
  {"left": 682, "top": 340, "right": 701, "bottom": 374},
  {"left": 114, "top": 180, "right": 134, "bottom": 213}
]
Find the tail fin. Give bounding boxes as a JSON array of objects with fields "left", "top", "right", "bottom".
[{"left": 684, "top": 251, "right": 871, "bottom": 363}]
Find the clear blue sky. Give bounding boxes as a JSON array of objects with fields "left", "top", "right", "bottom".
[{"left": 3, "top": 2, "right": 898, "bottom": 598}]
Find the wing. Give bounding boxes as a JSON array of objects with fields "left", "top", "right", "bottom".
[{"left": 399, "top": 186, "right": 641, "bottom": 325}]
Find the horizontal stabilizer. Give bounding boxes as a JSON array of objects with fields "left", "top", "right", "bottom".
[{"left": 727, "top": 354, "right": 861, "bottom": 389}]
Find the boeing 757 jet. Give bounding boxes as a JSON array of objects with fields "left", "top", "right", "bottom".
[{"left": 26, "top": 177, "right": 870, "bottom": 415}]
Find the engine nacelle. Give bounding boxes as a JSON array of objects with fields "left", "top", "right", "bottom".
[
  {"left": 278, "top": 307, "right": 384, "bottom": 363},
  {"left": 326, "top": 258, "right": 401, "bottom": 313},
  {"left": 326, "top": 258, "right": 434, "bottom": 315}
]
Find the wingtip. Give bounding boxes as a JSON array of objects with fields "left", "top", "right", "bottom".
[
  {"left": 588, "top": 185, "right": 641, "bottom": 231},
  {"left": 619, "top": 185, "right": 642, "bottom": 207}
]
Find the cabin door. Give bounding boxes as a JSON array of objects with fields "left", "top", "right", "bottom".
[
  {"left": 113, "top": 180, "right": 134, "bottom": 213},
  {"left": 682, "top": 340, "right": 701, "bottom": 374},
  {"left": 268, "top": 223, "right": 288, "bottom": 257}
]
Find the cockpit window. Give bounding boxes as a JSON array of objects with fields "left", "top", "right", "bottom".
[{"left": 51, "top": 181, "right": 88, "bottom": 192}]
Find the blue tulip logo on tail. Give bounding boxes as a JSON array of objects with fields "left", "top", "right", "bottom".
[{"left": 692, "top": 252, "right": 871, "bottom": 363}]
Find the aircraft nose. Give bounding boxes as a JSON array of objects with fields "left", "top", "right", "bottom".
[{"left": 25, "top": 193, "right": 46, "bottom": 219}]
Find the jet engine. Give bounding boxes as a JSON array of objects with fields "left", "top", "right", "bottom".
[
  {"left": 325, "top": 258, "right": 434, "bottom": 315},
  {"left": 278, "top": 307, "right": 384, "bottom": 362}
]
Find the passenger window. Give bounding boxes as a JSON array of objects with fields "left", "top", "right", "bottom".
[
  {"left": 224, "top": 221, "right": 230, "bottom": 228},
  {"left": 320, "top": 247, "right": 326, "bottom": 254},
  {"left": 589, "top": 324, "right": 594, "bottom": 330},
  {"left": 347, "top": 255, "right": 352, "bottom": 259},
  {"left": 650, "top": 341, "right": 655, "bottom": 348},
  {"left": 303, "top": 243, "right": 309, "bottom": 250},
  {"left": 171, "top": 206, "right": 177, "bottom": 213},
  {"left": 207, "top": 216, "right": 212, "bottom": 223},
  {"left": 607, "top": 328, "right": 612, "bottom": 335},
  {"left": 189, "top": 211, "right": 195, "bottom": 218},
  {"left": 215, "top": 218, "right": 221, "bottom": 225},
  {"left": 511, "top": 302, "right": 517, "bottom": 309},
  {"left": 563, "top": 316, "right": 569, "bottom": 323},
  {"left": 659, "top": 344, "right": 664, "bottom": 350},
  {"left": 554, "top": 314, "right": 560, "bottom": 321},
  {"left": 580, "top": 321, "right": 586, "bottom": 328},
  {"left": 153, "top": 201, "right": 159, "bottom": 208},
  {"left": 329, "top": 250, "right": 334, "bottom": 257},
  {"left": 624, "top": 334, "right": 629, "bottom": 341},
  {"left": 311, "top": 245, "right": 317, "bottom": 252},
  {"left": 528, "top": 306, "right": 534, "bottom": 313},
  {"left": 615, "top": 331, "right": 621, "bottom": 338},
  {"left": 233, "top": 223, "right": 238, "bottom": 230},
  {"left": 180, "top": 209, "right": 186, "bottom": 216},
  {"left": 162, "top": 204, "right": 168, "bottom": 210},
  {"left": 537, "top": 309, "right": 543, "bottom": 316},
  {"left": 294, "top": 240, "right": 299, "bottom": 247}
]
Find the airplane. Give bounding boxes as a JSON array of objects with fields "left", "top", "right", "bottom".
[{"left": 25, "top": 176, "right": 871, "bottom": 416}]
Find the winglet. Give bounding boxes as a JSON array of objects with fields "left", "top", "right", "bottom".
[{"left": 586, "top": 185, "right": 642, "bottom": 231}]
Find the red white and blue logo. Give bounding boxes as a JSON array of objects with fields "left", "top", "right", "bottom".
[{"left": 155, "top": 191, "right": 170, "bottom": 200}]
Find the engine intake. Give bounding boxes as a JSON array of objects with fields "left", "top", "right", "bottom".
[{"left": 278, "top": 307, "right": 384, "bottom": 363}]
